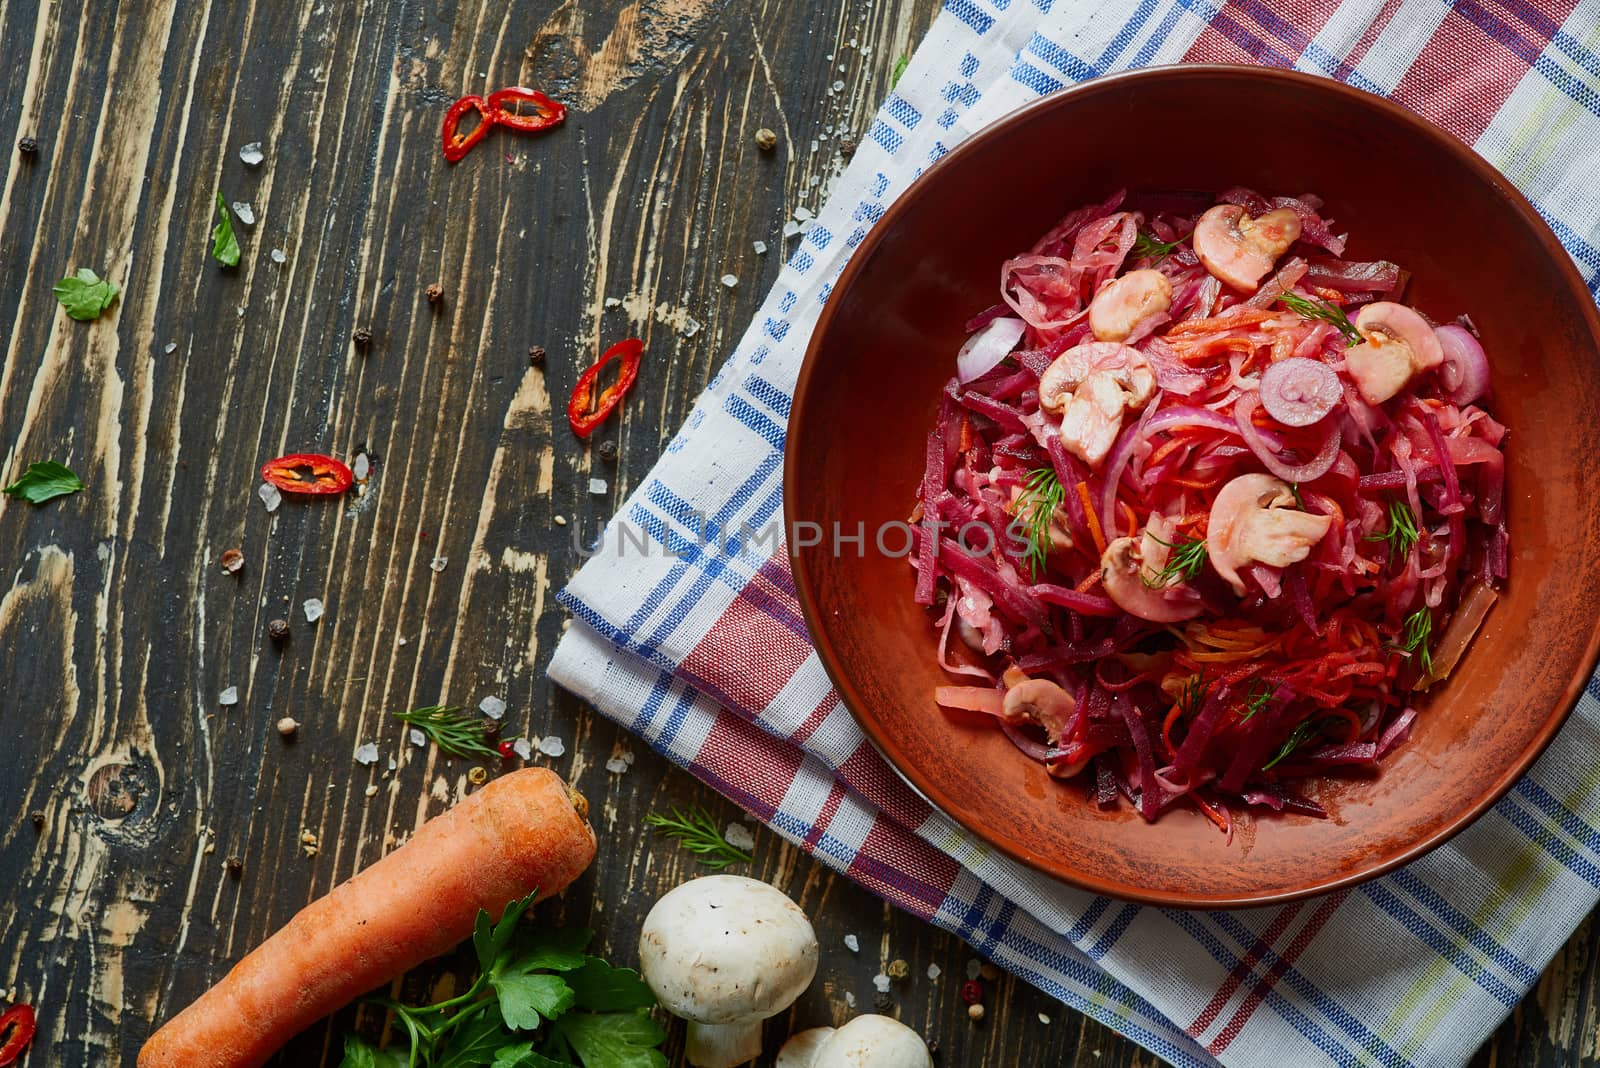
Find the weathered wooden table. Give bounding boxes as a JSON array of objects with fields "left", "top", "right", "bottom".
[{"left": 1, "top": 1, "right": 1594, "bottom": 1065}]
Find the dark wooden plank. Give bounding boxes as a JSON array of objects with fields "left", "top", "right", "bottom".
[{"left": 0, "top": 1, "right": 1586, "bottom": 1066}]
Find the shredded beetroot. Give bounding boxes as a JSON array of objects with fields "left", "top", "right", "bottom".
[{"left": 923, "top": 188, "right": 1508, "bottom": 830}]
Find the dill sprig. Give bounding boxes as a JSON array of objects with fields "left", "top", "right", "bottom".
[
  {"left": 1178, "top": 675, "right": 1208, "bottom": 719},
  {"left": 391, "top": 705, "right": 498, "bottom": 760},
  {"left": 1015, "top": 467, "right": 1065, "bottom": 579},
  {"left": 1263, "top": 715, "right": 1336, "bottom": 770},
  {"left": 1142, "top": 534, "right": 1208, "bottom": 588},
  {"left": 645, "top": 806, "right": 753, "bottom": 871},
  {"left": 1278, "top": 292, "right": 1364, "bottom": 346},
  {"left": 1235, "top": 678, "right": 1276, "bottom": 722},
  {"left": 1363, "top": 497, "right": 1420, "bottom": 563},
  {"left": 1391, "top": 608, "right": 1434, "bottom": 676},
  {"left": 1131, "top": 229, "right": 1183, "bottom": 261}
]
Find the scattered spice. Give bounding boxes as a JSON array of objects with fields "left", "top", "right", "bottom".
[
  {"left": 300, "top": 829, "right": 319, "bottom": 857},
  {"left": 840, "top": 137, "right": 858, "bottom": 157},
  {"left": 442, "top": 88, "right": 566, "bottom": 163},
  {"left": 598, "top": 440, "right": 618, "bottom": 464},
  {"left": 17, "top": 137, "right": 39, "bottom": 155},
  {"left": 224, "top": 856, "right": 243, "bottom": 878},
  {"left": 481, "top": 719, "right": 503, "bottom": 741},
  {"left": 468, "top": 766, "right": 489, "bottom": 786},
  {"left": 352, "top": 327, "right": 373, "bottom": 349},
  {"left": 528, "top": 345, "right": 546, "bottom": 366},
  {"left": 979, "top": 963, "right": 1000, "bottom": 982},
  {"left": 967, "top": 1003, "right": 985, "bottom": 1022},
  {"left": 754, "top": 127, "right": 778, "bottom": 151},
  {"left": 425, "top": 283, "right": 444, "bottom": 305},
  {"left": 644, "top": 805, "right": 753, "bottom": 870},
  {"left": 29, "top": 811, "right": 44, "bottom": 830},
  {"left": 364, "top": 784, "right": 379, "bottom": 798},
  {"left": 567, "top": 337, "right": 644, "bottom": 438},
  {"left": 276, "top": 717, "right": 299, "bottom": 737},
  {"left": 219, "top": 548, "right": 244, "bottom": 574},
  {"left": 959, "top": 980, "right": 983, "bottom": 1005},
  {"left": 886, "top": 959, "right": 910, "bottom": 981},
  {"left": 267, "top": 619, "right": 290, "bottom": 643},
  {"left": 261, "top": 453, "right": 354, "bottom": 496},
  {"left": 393, "top": 705, "right": 498, "bottom": 759}
]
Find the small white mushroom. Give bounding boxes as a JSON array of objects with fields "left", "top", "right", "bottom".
[
  {"left": 639, "top": 875, "right": 819, "bottom": 1067},
  {"left": 1100, "top": 523, "right": 1205, "bottom": 623},
  {"left": 1089, "top": 268, "right": 1172, "bottom": 342},
  {"left": 1193, "top": 205, "right": 1301, "bottom": 291},
  {"left": 1344, "top": 301, "right": 1446, "bottom": 405},
  {"left": 1002, "top": 677, "right": 1076, "bottom": 744},
  {"left": 779, "top": 1015, "right": 933, "bottom": 1068},
  {"left": 1207, "top": 473, "right": 1333, "bottom": 595}
]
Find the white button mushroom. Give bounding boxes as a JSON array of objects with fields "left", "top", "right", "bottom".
[
  {"left": 1089, "top": 268, "right": 1172, "bottom": 342},
  {"left": 639, "top": 875, "right": 819, "bottom": 1068},
  {"left": 1002, "top": 677, "right": 1077, "bottom": 744},
  {"left": 1193, "top": 205, "right": 1302, "bottom": 292},
  {"left": 1206, "top": 473, "right": 1333, "bottom": 595},
  {"left": 778, "top": 1015, "right": 933, "bottom": 1068},
  {"left": 1100, "top": 523, "right": 1205, "bottom": 623},
  {"left": 1038, "top": 342, "right": 1157, "bottom": 468},
  {"left": 1344, "top": 301, "right": 1446, "bottom": 405}
]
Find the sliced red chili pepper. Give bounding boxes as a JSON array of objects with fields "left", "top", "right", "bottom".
[
  {"left": 261, "top": 453, "right": 355, "bottom": 495},
  {"left": 486, "top": 87, "right": 566, "bottom": 132},
  {"left": 0, "top": 1004, "right": 37, "bottom": 1068},
  {"left": 567, "top": 338, "right": 644, "bottom": 438},
  {"left": 441, "top": 94, "right": 492, "bottom": 163}
]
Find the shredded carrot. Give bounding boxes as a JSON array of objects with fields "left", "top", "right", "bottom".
[
  {"left": 958, "top": 414, "right": 973, "bottom": 453},
  {"left": 1165, "top": 474, "right": 1221, "bottom": 491},
  {"left": 1192, "top": 793, "right": 1229, "bottom": 833},
  {"left": 1077, "top": 481, "right": 1106, "bottom": 554},
  {"left": 1165, "top": 308, "right": 1275, "bottom": 335},
  {"left": 1161, "top": 702, "right": 1184, "bottom": 760},
  {"left": 1075, "top": 569, "right": 1104, "bottom": 593},
  {"left": 1308, "top": 284, "right": 1345, "bottom": 301},
  {"left": 1120, "top": 500, "right": 1138, "bottom": 538}
]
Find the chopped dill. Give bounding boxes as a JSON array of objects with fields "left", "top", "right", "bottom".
[
  {"left": 1278, "top": 292, "right": 1364, "bottom": 346},
  {"left": 1131, "top": 229, "right": 1183, "bottom": 261},
  {"left": 1015, "top": 467, "right": 1065, "bottom": 579},
  {"left": 1142, "top": 534, "right": 1208, "bottom": 588},
  {"left": 1363, "top": 497, "right": 1420, "bottom": 563},
  {"left": 1391, "top": 608, "right": 1435, "bottom": 676}
]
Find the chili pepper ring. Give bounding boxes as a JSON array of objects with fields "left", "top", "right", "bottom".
[
  {"left": 442, "top": 87, "right": 567, "bottom": 163},
  {"left": 261, "top": 453, "right": 355, "bottom": 495},
  {"left": 568, "top": 338, "right": 644, "bottom": 438}
]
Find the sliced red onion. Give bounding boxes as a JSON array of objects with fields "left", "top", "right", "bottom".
[
  {"left": 1000, "top": 721, "right": 1059, "bottom": 763},
  {"left": 957, "top": 316, "right": 1027, "bottom": 384},
  {"left": 1259, "top": 357, "right": 1341, "bottom": 427},
  {"left": 1139, "top": 404, "right": 1243, "bottom": 440},
  {"left": 1434, "top": 323, "right": 1490, "bottom": 405},
  {"left": 1234, "top": 391, "right": 1342, "bottom": 482}
]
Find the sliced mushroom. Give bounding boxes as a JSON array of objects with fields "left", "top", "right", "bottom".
[
  {"left": 1089, "top": 268, "right": 1173, "bottom": 342},
  {"left": 780, "top": 1015, "right": 933, "bottom": 1068},
  {"left": 1206, "top": 473, "right": 1333, "bottom": 595},
  {"left": 1039, "top": 343, "right": 1157, "bottom": 468},
  {"left": 775, "top": 1028, "right": 835, "bottom": 1068},
  {"left": 1002, "top": 677, "right": 1076, "bottom": 744},
  {"left": 1100, "top": 527, "right": 1204, "bottom": 623},
  {"left": 1344, "top": 302, "right": 1446, "bottom": 405},
  {"left": 1059, "top": 371, "right": 1128, "bottom": 468},
  {"left": 1193, "top": 205, "right": 1302, "bottom": 292}
]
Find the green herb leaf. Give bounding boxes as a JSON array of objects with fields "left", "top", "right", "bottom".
[
  {"left": 491, "top": 1043, "right": 569, "bottom": 1068},
  {"left": 562, "top": 958, "right": 656, "bottom": 1013},
  {"left": 436, "top": 1012, "right": 516, "bottom": 1068},
  {"left": 512, "top": 926, "right": 593, "bottom": 973},
  {"left": 489, "top": 962, "right": 575, "bottom": 1032},
  {"left": 1235, "top": 679, "right": 1276, "bottom": 722},
  {"left": 643, "top": 806, "right": 752, "bottom": 870},
  {"left": 2, "top": 460, "right": 85, "bottom": 505},
  {"left": 1176, "top": 675, "right": 1208, "bottom": 720},
  {"left": 1130, "top": 229, "right": 1182, "bottom": 261},
  {"left": 52, "top": 268, "right": 119, "bottom": 321},
  {"left": 1277, "top": 292, "right": 1362, "bottom": 346},
  {"left": 338, "top": 1035, "right": 406, "bottom": 1068},
  {"left": 212, "top": 192, "right": 241, "bottom": 267},
  {"left": 1263, "top": 716, "right": 1333, "bottom": 770},
  {"left": 1392, "top": 608, "right": 1434, "bottom": 676},
  {"left": 1014, "top": 467, "right": 1065, "bottom": 579},
  {"left": 1362, "top": 497, "right": 1419, "bottom": 564},
  {"left": 554, "top": 1012, "right": 668, "bottom": 1068},
  {"left": 890, "top": 55, "right": 910, "bottom": 88},
  {"left": 475, "top": 891, "right": 540, "bottom": 973},
  {"left": 393, "top": 705, "right": 499, "bottom": 760},
  {"left": 1142, "top": 534, "right": 1207, "bottom": 588}
]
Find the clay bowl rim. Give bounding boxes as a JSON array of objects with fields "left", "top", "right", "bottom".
[{"left": 784, "top": 63, "right": 1600, "bottom": 908}]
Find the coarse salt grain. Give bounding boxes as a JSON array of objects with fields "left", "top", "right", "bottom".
[
  {"left": 723, "top": 823, "right": 756, "bottom": 852},
  {"left": 513, "top": 737, "right": 533, "bottom": 760},
  {"left": 410, "top": 729, "right": 427, "bottom": 747},
  {"left": 604, "top": 296, "right": 621, "bottom": 308},
  {"left": 721, "top": 274, "right": 738, "bottom": 288},
  {"left": 844, "top": 934, "right": 860, "bottom": 952},
  {"left": 239, "top": 142, "right": 264, "bottom": 166},
  {"left": 682, "top": 316, "right": 702, "bottom": 338},
  {"left": 303, "top": 598, "right": 324, "bottom": 622},
  {"left": 831, "top": 79, "right": 845, "bottom": 91},
  {"left": 872, "top": 974, "right": 891, "bottom": 993},
  {"left": 258, "top": 482, "right": 282, "bottom": 513},
  {"left": 793, "top": 206, "right": 815, "bottom": 222},
  {"left": 354, "top": 742, "right": 379, "bottom": 765},
  {"left": 845, "top": 991, "right": 856, "bottom": 1008},
  {"left": 352, "top": 453, "right": 370, "bottom": 479},
  {"left": 270, "top": 248, "right": 286, "bottom": 264},
  {"left": 1039, "top": 1014, "right": 1051, "bottom": 1025},
  {"left": 479, "top": 696, "right": 506, "bottom": 720},
  {"left": 231, "top": 201, "right": 255, "bottom": 226},
  {"left": 966, "top": 960, "right": 982, "bottom": 980},
  {"left": 753, "top": 240, "right": 767, "bottom": 255},
  {"left": 219, "top": 686, "right": 238, "bottom": 706},
  {"left": 429, "top": 556, "right": 448, "bottom": 572},
  {"left": 781, "top": 221, "right": 803, "bottom": 238},
  {"left": 604, "top": 756, "right": 629, "bottom": 774},
  {"left": 537, "top": 736, "right": 565, "bottom": 757},
  {"left": 927, "top": 963, "right": 942, "bottom": 980},
  {"left": 163, "top": 342, "right": 176, "bottom": 354},
  {"left": 588, "top": 478, "right": 607, "bottom": 495}
]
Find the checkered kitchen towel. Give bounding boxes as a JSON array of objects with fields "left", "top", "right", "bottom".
[{"left": 550, "top": 2, "right": 1600, "bottom": 1065}]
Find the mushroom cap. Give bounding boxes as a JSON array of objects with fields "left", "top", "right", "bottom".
[
  {"left": 639, "top": 875, "right": 819, "bottom": 1025},
  {"left": 811, "top": 1015, "right": 933, "bottom": 1068},
  {"left": 775, "top": 1027, "right": 836, "bottom": 1068}
]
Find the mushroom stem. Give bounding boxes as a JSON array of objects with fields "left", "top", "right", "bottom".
[{"left": 686, "top": 1020, "right": 764, "bottom": 1068}]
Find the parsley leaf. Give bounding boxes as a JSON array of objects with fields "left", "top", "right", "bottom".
[
  {"left": 338, "top": 1034, "right": 405, "bottom": 1068},
  {"left": 475, "top": 892, "right": 539, "bottom": 972},
  {"left": 53, "top": 268, "right": 119, "bottom": 321},
  {"left": 435, "top": 1012, "right": 516, "bottom": 1068},
  {"left": 212, "top": 192, "right": 241, "bottom": 267},
  {"left": 490, "top": 961, "right": 575, "bottom": 1031},
  {"left": 512, "top": 927, "right": 593, "bottom": 973},
  {"left": 562, "top": 958, "right": 656, "bottom": 1013},
  {"left": 554, "top": 1012, "right": 668, "bottom": 1068},
  {"left": 3, "top": 461, "right": 85, "bottom": 505},
  {"left": 491, "top": 1043, "right": 569, "bottom": 1068},
  {"left": 890, "top": 55, "right": 910, "bottom": 88}
]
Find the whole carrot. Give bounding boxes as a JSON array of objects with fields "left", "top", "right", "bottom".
[{"left": 138, "top": 767, "right": 597, "bottom": 1068}]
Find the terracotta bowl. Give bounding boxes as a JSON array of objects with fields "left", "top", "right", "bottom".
[{"left": 785, "top": 66, "right": 1600, "bottom": 907}]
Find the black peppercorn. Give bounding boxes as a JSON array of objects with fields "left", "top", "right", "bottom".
[
  {"left": 18, "top": 137, "right": 39, "bottom": 156},
  {"left": 873, "top": 991, "right": 895, "bottom": 1012},
  {"left": 598, "top": 440, "right": 619, "bottom": 463},
  {"left": 425, "top": 283, "right": 444, "bottom": 305},
  {"left": 224, "top": 856, "right": 244, "bottom": 878},
  {"left": 30, "top": 810, "right": 45, "bottom": 830},
  {"left": 352, "top": 327, "right": 373, "bottom": 348},
  {"left": 528, "top": 345, "right": 546, "bottom": 366},
  {"left": 268, "top": 619, "right": 290, "bottom": 644},
  {"left": 839, "top": 137, "right": 858, "bottom": 158}
]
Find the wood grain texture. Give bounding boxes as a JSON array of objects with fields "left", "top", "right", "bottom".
[{"left": 0, "top": 1, "right": 1589, "bottom": 1065}]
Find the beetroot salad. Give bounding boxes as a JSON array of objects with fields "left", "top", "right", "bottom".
[{"left": 919, "top": 188, "right": 1506, "bottom": 834}]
